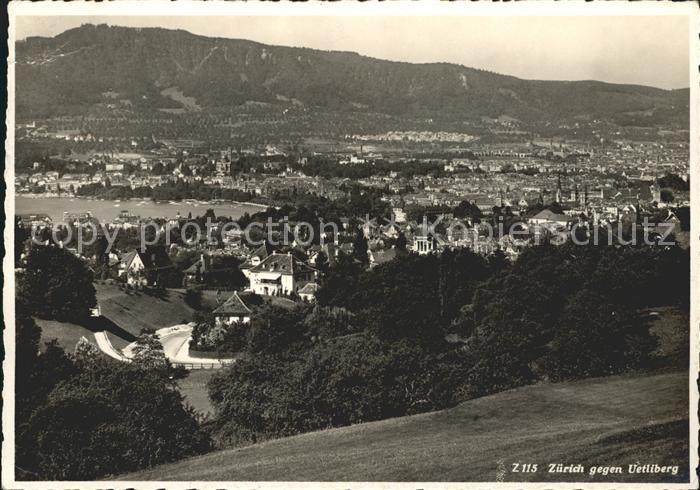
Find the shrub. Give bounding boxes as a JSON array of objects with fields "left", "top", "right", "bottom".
[
  {"left": 184, "top": 287, "right": 203, "bottom": 310},
  {"left": 20, "top": 245, "right": 97, "bottom": 323},
  {"left": 207, "top": 335, "right": 468, "bottom": 447},
  {"left": 17, "top": 354, "right": 210, "bottom": 480}
]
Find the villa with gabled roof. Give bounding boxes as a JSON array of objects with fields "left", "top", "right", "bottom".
[
  {"left": 240, "top": 242, "right": 277, "bottom": 279},
  {"left": 248, "top": 252, "right": 316, "bottom": 296}
]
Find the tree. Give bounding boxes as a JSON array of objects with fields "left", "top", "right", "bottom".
[
  {"left": 541, "top": 290, "right": 655, "bottom": 380},
  {"left": 15, "top": 325, "right": 78, "bottom": 479},
  {"left": 488, "top": 249, "right": 509, "bottom": 274},
  {"left": 315, "top": 254, "right": 363, "bottom": 307},
  {"left": 207, "top": 335, "right": 468, "bottom": 447},
  {"left": 15, "top": 218, "right": 30, "bottom": 266},
  {"left": 395, "top": 231, "right": 408, "bottom": 251},
  {"left": 202, "top": 256, "right": 246, "bottom": 289},
  {"left": 184, "top": 287, "right": 203, "bottom": 309},
  {"left": 21, "top": 245, "right": 97, "bottom": 322},
  {"left": 202, "top": 242, "right": 682, "bottom": 451},
  {"left": 74, "top": 336, "right": 101, "bottom": 365},
  {"left": 94, "top": 234, "right": 109, "bottom": 266},
  {"left": 191, "top": 310, "right": 216, "bottom": 349},
  {"left": 22, "top": 358, "right": 210, "bottom": 480},
  {"left": 15, "top": 309, "right": 42, "bottom": 402},
  {"left": 546, "top": 201, "right": 564, "bottom": 214},
  {"left": 131, "top": 333, "right": 168, "bottom": 370},
  {"left": 453, "top": 200, "right": 482, "bottom": 221},
  {"left": 313, "top": 249, "right": 328, "bottom": 271},
  {"left": 658, "top": 173, "right": 688, "bottom": 191},
  {"left": 352, "top": 232, "right": 368, "bottom": 265},
  {"left": 303, "top": 305, "right": 358, "bottom": 341},
  {"left": 245, "top": 304, "right": 308, "bottom": 354},
  {"left": 660, "top": 188, "right": 675, "bottom": 203},
  {"left": 461, "top": 243, "right": 679, "bottom": 397},
  {"left": 155, "top": 265, "right": 183, "bottom": 289}
]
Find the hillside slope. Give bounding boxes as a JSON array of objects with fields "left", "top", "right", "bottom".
[
  {"left": 16, "top": 24, "right": 688, "bottom": 124},
  {"left": 95, "top": 283, "right": 195, "bottom": 338},
  {"left": 118, "top": 371, "right": 689, "bottom": 483},
  {"left": 35, "top": 284, "right": 196, "bottom": 353}
]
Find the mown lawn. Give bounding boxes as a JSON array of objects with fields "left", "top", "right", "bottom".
[
  {"left": 117, "top": 370, "right": 689, "bottom": 483},
  {"left": 95, "top": 283, "right": 195, "bottom": 335},
  {"left": 36, "top": 318, "right": 95, "bottom": 353},
  {"left": 177, "top": 369, "right": 218, "bottom": 416},
  {"left": 35, "top": 284, "right": 197, "bottom": 354}
]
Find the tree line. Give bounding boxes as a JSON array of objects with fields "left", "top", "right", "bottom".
[
  {"left": 15, "top": 245, "right": 210, "bottom": 480},
  {"left": 204, "top": 242, "right": 688, "bottom": 447},
  {"left": 14, "top": 232, "right": 689, "bottom": 477}
]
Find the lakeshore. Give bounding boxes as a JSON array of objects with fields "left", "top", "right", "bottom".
[{"left": 15, "top": 195, "right": 269, "bottom": 223}]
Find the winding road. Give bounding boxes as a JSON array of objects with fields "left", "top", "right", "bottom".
[
  {"left": 95, "top": 324, "right": 234, "bottom": 369},
  {"left": 94, "top": 331, "right": 129, "bottom": 361}
]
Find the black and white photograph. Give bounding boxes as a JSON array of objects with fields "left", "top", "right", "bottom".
[{"left": 2, "top": 1, "right": 698, "bottom": 488}]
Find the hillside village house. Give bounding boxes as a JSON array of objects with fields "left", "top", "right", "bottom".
[
  {"left": 119, "top": 246, "right": 174, "bottom": 286},
  {"left": 527, "top": 209, "right": 573, "bottom": 229},
  {"left": 298, "top": 282, "right": 320, "bottom": 302},
  {"left": 184, "top": 252, "right": 243, "bottom": 285},
  {"left": 213, "top": 291, "right": 252, "bottom": 327},
  {"left": 247, "top": 252, "right": 316, "bottom": 296},
  {"left": 17, "top": 213, "right": 52, "bottom": 229},
  {"left": 240, "top": 242, "right": 277, "bottom": 279},
  {"left": 307, "top": 242, "right": 337, "bottom": 267}
]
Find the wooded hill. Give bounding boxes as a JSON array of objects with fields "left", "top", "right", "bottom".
[{"left": 16, "top": 24, "right": 689, "bottom": 126}]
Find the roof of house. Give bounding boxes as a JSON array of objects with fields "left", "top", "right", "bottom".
[
  {"left": 240, "top": 242, "right": 277, "bottom": 269},
  {"left": 18, "top": 212, "right": 52, "bottom": 221},
  {"left": 122, "top": 246, "right": 174, "bottom": 270},
  {"left": 187, "top": 254, "right": 242, "bottom": 274},
  {"left": 249, "top": 252, "right": 315, "bottom": 276},
  {"left": 298, "top": 282, "right": 320, "bottom": 295},
  {"left": 251, "top": 242, "right": 276, "bottom": 260},
  {"left": 213, "top": 291, "right": 252, "bottom": 317},
  {"left": 370, "top": 248, "right": 399, "bottom": 265},
  {"left": 184, "top": 259, "right": 203, "bottom": 275},
  {"left": 530, "top": 209, "right": 572, "bottom": 223}
]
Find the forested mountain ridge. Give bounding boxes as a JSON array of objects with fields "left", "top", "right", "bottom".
[{"left": 16, "top": 24, "right": 688, "bottom": 125}]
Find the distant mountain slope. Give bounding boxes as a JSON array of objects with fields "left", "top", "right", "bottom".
[
  {"left": 16, "top": 24, "right": 689, "bottom": 124},
  {"left": 118, "top": 371, "right": 688, "bottom": 482}
]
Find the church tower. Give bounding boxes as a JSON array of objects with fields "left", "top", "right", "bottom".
[{"left": 555, "top": 174, "right": 562, "bottom": 203}]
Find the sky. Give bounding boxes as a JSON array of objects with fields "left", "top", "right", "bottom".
[{"left": 14, "top": 15, "right": 690, "bottom": 90}]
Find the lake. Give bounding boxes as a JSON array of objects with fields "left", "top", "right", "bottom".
[{"left": 15, "top": 196, "right": 268, "bottom": 223}]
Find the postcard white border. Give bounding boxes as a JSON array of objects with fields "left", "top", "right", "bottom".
[{"left": 3, "top": 1, "right": 699, "bottom": 489}]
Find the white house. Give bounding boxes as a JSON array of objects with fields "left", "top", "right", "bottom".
[
  {"left": 248, "top": 252, "right": 316, "bottom": 296},
  {"left": 413, "top": 234, "right": 436, "bottom": 255},
  {"left": 119, "top": 246, "right": 174, "bottom": 286},
  {"left": 527, "top": 209, "right": 573, "bottom": 229}
]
